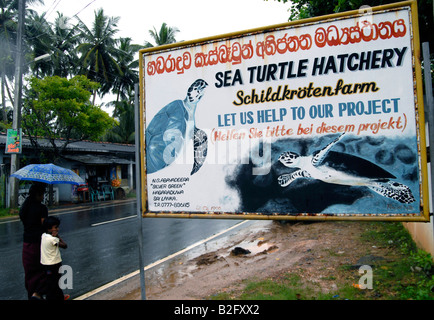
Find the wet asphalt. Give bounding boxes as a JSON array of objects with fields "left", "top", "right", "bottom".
[{"left": 0, "top": 199, "right": 241, "bottom": 300}]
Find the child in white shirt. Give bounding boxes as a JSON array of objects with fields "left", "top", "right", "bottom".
[{"left": 41, "top": 216, "right": 68, "bottom": 300}]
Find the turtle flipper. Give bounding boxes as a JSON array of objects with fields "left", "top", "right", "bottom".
[
  {"left": 312, "top": 133, "right": 346, "bottom": 166},
  {"left": 191, "top": 127, "right": 208, "bottom": 175},
  {"left": 278, "top": 170, "right": 311, "bottom": 187},
  {"left": 368, "top": 181, "right": 415, "bottom": 204}
]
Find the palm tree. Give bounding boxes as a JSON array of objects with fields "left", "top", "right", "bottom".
[
  {"left": 144, "top": 22, "right": 180, "bottom": 47},
  {"left": 25, "top": 10, "right": 53, "bottom": 77},
  {"left": 104, "top": 98, "right": 135, "bottom": 144},
  {"left": 76, "top": 8, "right": 122, "bottom": 100},
  {"left": 0, "top": 0, "right": 44, "bottom": 122},
  {"left": 49, "top": 12, "right": 80, "bottom": 77},
  {"left": 111, "top": 37, "right": 140, "bottom": 102}
]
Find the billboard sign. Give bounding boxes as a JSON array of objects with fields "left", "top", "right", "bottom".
[
  {"left": 5, "top": 129, "right": 22, "bottom": 154},
  {"left": 140, "top": 1, "right": 429, "bottom": 221}
]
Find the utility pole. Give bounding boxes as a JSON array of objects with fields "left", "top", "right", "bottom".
[{"left": 9, "top": 0, "right": 25, "bottom": 208}]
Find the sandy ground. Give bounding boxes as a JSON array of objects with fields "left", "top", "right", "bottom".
[{"left": 87, "top": 219, "right": 392, "bottom": 300}]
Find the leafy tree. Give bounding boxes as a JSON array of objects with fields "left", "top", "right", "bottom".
[
  {"left": 22, "top": 75, "right": 115, "bottom": 161},
  {"left": 144, "top": 22, "right": 180, "bottom": 47}
]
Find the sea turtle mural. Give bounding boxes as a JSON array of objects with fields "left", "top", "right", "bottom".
[
  {"left": 277, "top": 133, "right": 415, "bottom": 204},
  {"left": 146, "top": 79, "right": 208, "bottom": 175}
]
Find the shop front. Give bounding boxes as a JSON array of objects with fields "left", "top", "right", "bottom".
[
  {"left": 0, "top": 133, "right": 135, "bottom": 207},
  {"left": 64, "top": 154, "right": 134, "bottom": 202}
]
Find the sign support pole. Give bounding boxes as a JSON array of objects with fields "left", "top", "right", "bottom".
[
  {"left": 135, "top": 83, "right": 146, "bottom": 300},
  {"left": 422, "top": 42, "right": 434, "bottom": 246}
]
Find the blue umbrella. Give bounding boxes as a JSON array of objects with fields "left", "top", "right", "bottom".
[{"left": 11, "top": 163, "right": 85, "bottom": 185}]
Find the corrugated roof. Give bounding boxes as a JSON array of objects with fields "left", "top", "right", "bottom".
[
  {"left": 0, "top": 133, "right": 135, "bottom": 154},
  {"left": 63, "top": 154, "right": 133, "bottom": 165}
]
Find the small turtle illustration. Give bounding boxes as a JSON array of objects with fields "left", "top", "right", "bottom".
[
  {"left": 277, "top": 133, "right": 415, "bottom": 204},
  {"left": 146, "top": 79, "right": 208, "bottom": 175}
]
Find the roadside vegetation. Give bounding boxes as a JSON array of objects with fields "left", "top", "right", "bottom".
[
  {"left": 211, "top": 222, "right": 434, "bottom": 300},
  {"left": 0, "top": 207, "right": 11, "bottom": 218}
]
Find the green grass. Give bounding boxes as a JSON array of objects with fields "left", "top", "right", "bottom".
[
  {"left": 0, "top": 207, "right": 17, "bottom": 218},
  {"left": 212, "top": 274, "right": 337, "bottom": 300},
  {"left": 360, "top": 222, "right": 434, "bottom": 299},
  {"left": 239, "top": 274, "right": 338, "bottom": 300}
]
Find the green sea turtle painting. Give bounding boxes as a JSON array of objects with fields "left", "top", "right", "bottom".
[
  {"left": 278, "top": 133, "right": 415, "bottom": 204},
  {"left": 146, "top": 79, "right": 209, "bottom": 175}
]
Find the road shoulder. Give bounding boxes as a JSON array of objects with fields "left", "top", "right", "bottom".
[{"left": 86, "top": 219, "right": 385, "bottom": 300}]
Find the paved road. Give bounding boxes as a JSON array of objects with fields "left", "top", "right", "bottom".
[{"left": 0, "top": 200, "right": 242, "bottom": 300}]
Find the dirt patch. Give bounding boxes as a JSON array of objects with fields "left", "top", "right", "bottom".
[{"left": 104, "top": 219, "right": 396, "bottom": 300}]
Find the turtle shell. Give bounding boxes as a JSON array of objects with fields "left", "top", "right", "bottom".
[
  {"left": 146, "top": 100, "right": 188, "bottom": 173},
  {"left": 320, "top": 151, "right": 396, "bottom": 180}
]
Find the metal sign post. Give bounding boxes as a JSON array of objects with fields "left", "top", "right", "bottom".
[{"left": 134, "top": 83, "right": 146, "bottom": 300}]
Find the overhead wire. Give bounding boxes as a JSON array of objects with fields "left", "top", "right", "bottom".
[
  {"left": 45, "top": 0, "right": 62, "bottom": 18},
  {"left": 19, "top": 0, "right": 98, "bottom": 53},
  {"left": 71, "top": 0, "right": 97, "bottom": 20}
]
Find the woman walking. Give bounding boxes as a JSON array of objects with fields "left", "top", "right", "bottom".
[{"left": 19, "top": 183, "right": 48, "bottom": 300}]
